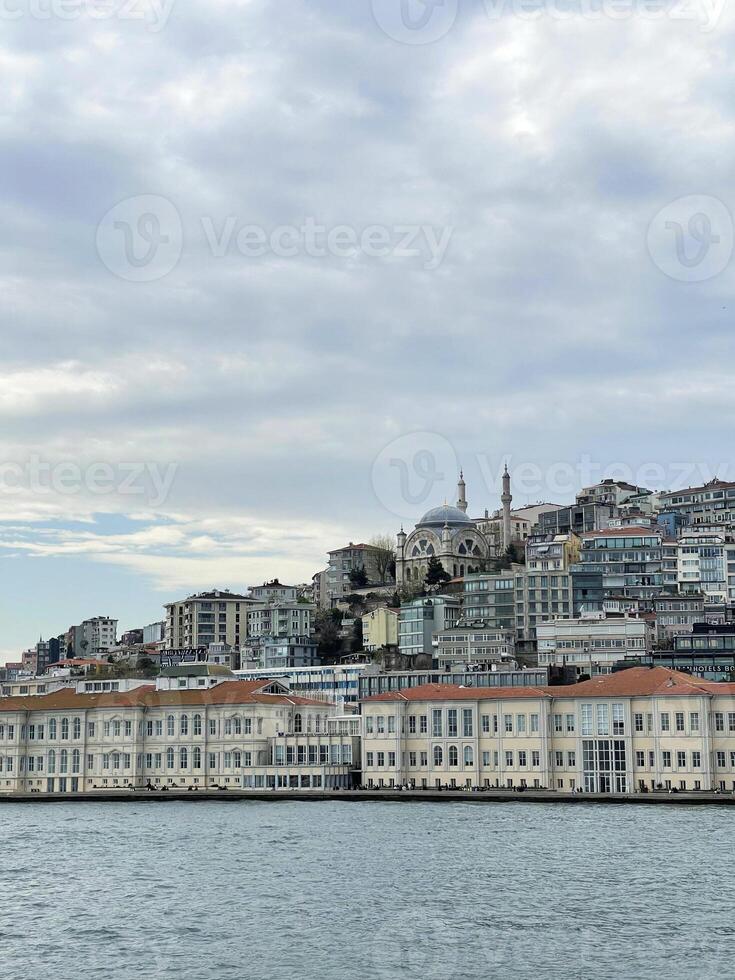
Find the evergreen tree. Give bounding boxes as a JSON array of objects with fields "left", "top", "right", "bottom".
[{"left": 424, "top": 556, "right": 451, "bottom": 587}]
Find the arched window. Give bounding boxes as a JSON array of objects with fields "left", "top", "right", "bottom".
[
  {"left": 72, "top": 749, "right": 81, "bottom": 773},
  {"left": 167, "top": 715, "right": 175, "bottom": 736},
  {"left": 193, "top": 747, "right": 202, "bottom": 770},
  {"left": 464, "top": 746, "right": 474, "bottom": 767},
  {"left": 449, "top": 745, "right": 458, "bottom": 767},
  {"left": 73, "top": 718, "right": 81, "bottom": 740},
  {"left": 179, "top": 747, "right": 188, "bottom": 770},
  {"left": 180, "top": 715, "right": 189, "bottom": 736},
  {"left": 193, "top": 714, "right": 202, "bottom": 736},
  {"left": 61, "top": 718, "right": 69, "bottom": 740},
  {"left": 166, "top": 747, "right": 174, "bottom": 769},
  {"left": 294, "top": 713, "right": 302, "bottom": 734},
  {"left": 433, "top": 746, "right": 443, "bottom": 767},
  {"left": 48, "top": 750, "right": 56, "bottom": 774},
  {"left": 233, "top": 751, "right": 241, "bottom": 768},
  {"left": 60, "top": 749, "right": 68, "bottom": 773}
]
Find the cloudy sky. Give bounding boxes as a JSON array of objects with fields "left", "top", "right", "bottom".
[{"left": 2, "top": 0, "right": 735, "bottom": 658}]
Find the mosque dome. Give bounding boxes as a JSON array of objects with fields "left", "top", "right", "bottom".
[{"left": 417, "top": 505, "right": 474, "bottom": 529}]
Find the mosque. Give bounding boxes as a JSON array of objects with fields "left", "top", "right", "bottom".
[{"left": 395, "top": 468, "right": 514, "bottom": 588}]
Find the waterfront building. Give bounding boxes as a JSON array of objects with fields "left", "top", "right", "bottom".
[
  {"left": 361, "top": 666, "right": 735, "bottom": 794},
  {"left": 398, "top": 595, "right": 461, "bottom": 657},
  {"left": 165, "top": 590, "right": 253, "bottom": 649},
  {"left": 535, "top": 615, "right": 651, "bottom": 673},
  {"left": 0, "top": 677, "right": 355, "bottom": 794},
  {"left": 362, "top": 607, "right": 399, "bottom": 651}
]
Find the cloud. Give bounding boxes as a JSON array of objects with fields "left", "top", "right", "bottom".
[{"left": 2, "top": 0, "right": 735, "bottom": 650}]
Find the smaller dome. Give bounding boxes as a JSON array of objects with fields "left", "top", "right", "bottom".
[{"left": 418, "top": 505, "right": 474, "bottom": 529}]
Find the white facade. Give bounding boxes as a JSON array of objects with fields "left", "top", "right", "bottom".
[{"left": 536, "top": 616, "right": 650, "bottom": 671}]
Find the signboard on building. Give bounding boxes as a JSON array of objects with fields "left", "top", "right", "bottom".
[{"left": 159, "top": 648, "right": 207, "bottom": 668}]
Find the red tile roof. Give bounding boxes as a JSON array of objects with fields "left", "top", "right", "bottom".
[{"left": 0, "top": 680, "right": 335, "bottom": 713}]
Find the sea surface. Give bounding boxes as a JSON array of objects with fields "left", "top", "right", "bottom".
[{"left": 1, "top": 800, "right": 732, "bottom": 980}]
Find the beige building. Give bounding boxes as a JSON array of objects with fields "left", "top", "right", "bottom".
[
  {"left": 361, "top": 666, "right": 735, "bottom": 794},
  {"left": 362, "top": 607, "right": 399, "bottom": 651},
  {"left": 164, "top": 590, "right": 254, "bottom": 649},
  {"left": 0, "top": 676, "right": 357, "bottom": 794},
  {"left": 535, "top": 615, "right": 651, "bottom": 673}
]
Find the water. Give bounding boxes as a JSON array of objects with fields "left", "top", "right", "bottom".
[{"left": 1, "top": 800, "right": 733, "bottom": 980}]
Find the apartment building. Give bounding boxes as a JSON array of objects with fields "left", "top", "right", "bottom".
[
  {"left": 362, "top": 607, "right": 399, "bottom": 651},
  {"left": 398, "top": 596, "right": 461, "bottom": 657},
  {"left": 654, "top": 594, "right": 706, "bottom": 645},
  {"left": 535, "top": 615, "right": 651, "bottom": 673},
  {"left": 164, "top": 591, "right": 253, "bottom": 649},
  {"left": 659, "top": 478, "right": 735, "bottom": 529},
  {"left": 515, "top": 532, "right": 581, "bottom": 640},
  {"left": 361, "top": 666, "right": 735, "bottom": 794},
  {"left": 0, "top": 677, "right": 355, "bottom": 794},
  {"left": 326, "top": 544, "right": 385, "bottom": 603},
  {"left": 433, "top": 626, "right": 515, "bottom": 669},
  {"left": 572, "top": 527, "right": 666, "bottom": 613}
]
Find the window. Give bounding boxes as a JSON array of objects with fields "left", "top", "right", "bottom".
[
  {"left": 180, "top": 715, "right": 189, "bottom": 736},
  {"left": 433, "top": 746, "right": 443, "bottom": 767},
  {"left": 716, "top": 751, "right": 726, "bottom": 768},
  {"left": 113, "top": 721, "right": 121, "bottom": 737},
  {"left": 366, "top": 752, "right": 374, "bottom": 767},
  {"left": 565, "top": 714, "right": 575, "bottom": 734},
  {"left": 636, "top": 751, "right": 645, "bottom": 767},
  {"left": 660, "top": 713, "right": 670, "bottom": 733},
  {"left": 464, "top": 746, "right": 474, "bottom": 767},
  {"left": 60, "top": 749, "right": 68, "bottom": 773},
  {"left": 463, "top": 709, "right": 473, "bottom": 737},
  {"left": 567, "top": 751, "right": 576, "bottom": 767},
  {"left": 180, "top": 747, "right": 188, "bottom": 769},
  {"left": 166, "top": 748, "right": 174, "bottom": 769},
  {"left": 612, "top": 704, "right": 624, "bottom": 736},
  {"left": 581, "top": 705, "right": 592, "bottom": 736},
  {"left": 72, "top": 750, "right": 80, "bottom": 774},
  {"left": 48, "top": 750, "right": 56, "bottom": 774},
  {"left": 432, "top": 710, "right": 443, "bottom": 738},
  {"left": 409, "top": 715, "right": 417, "bottom": 735},
  {"left": 376, "top": 715, "right": 385, "bottom": 734},
  {"left": 294, "top": 713, "right": 302, "bottom": 734},
  {"left": 729, "top": 713, "right": 735, "bottom": 733},
  {"left": 208, "top": 719, "right": 217, "bottom": 736},
  {"left": 555, "top": 750, "right": 564, "bottom": 767},
  {"left": 715, "top": 712, "right": 725, "bottom": 732},
  {"left": 516, "top": 714, "right": 526, "bottom": 734},
  {"left": 167, "top": 715, "right": 175, "bottom": 737},
  {"left": 690, "top": 712, "right": 700, "bottom": 732},
  {"left": 634, "top": 713, "right": 644, "bottom": 733},
  {"left": 662, "top": 751, "right": 672, "bottom": 768},
  {"left": 448, "top": 745, "right": 458, "bottom": 767},
  {"left": 692, "top": 752, "right": 701, "bottom": 769},
  {"left": 420, "top": 715, "right": 428, "bottom": 734},
  {"left": 388, "top": 715, "right": 396, "bottom": 734},
  {"left": 504, "top": 714, "right": 513, "bottom": 733},
  {"left": 530, "top": 714, "right": 539, "bottom": 733},
  {"left": 596, "top": 705, "right": 609, "bottom": 736},
  {"left": 482, "top": 714, "right": 490, "bottom": 734},
  {"left": 61, "top": 718, "right": 69, "bottom": 740},
  {"left": 675, "top": 712, "right": 685, "bottom": 733},
  {"left": 73, "top": 718, "right": 81, "bottom": 740},
  {"left": 124, "top": 721, "right": 132, "bottom": 737},
  {"left": 193, "top": 715, "right": 202, "bottom": 736},
  {"left": 677, "top": 751, "right": 686, "bottom": 768},
  {"left": 505, "top": 750, "right": 513, "bottom": 767},
  {"left": 532, "top": 750, "right": 540, "bottom": 767}
]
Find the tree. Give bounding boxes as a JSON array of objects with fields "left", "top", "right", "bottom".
[
  {"left": 314, "top": 608, "right": 343, "bottom": 661},
  {"left": 424, "top": 556, "right": 451, "bottom": 587},
  {"left": 351, "top": 618, "right": 364, "bottom": 653},
  {"left": 349, "top": 565, "right": 369, "bottom": 588},
  {"left": 369, "top": 534, "right": 396, "bottom": 584}
]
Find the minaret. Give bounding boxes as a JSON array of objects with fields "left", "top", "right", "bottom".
[
  {"left": 501, "top": 464, "right": 513, "bottom": 551},
  {"left": 457, "top": 470, "right": 467, "bottom": 513},
  {"left": 396, "top": 526, "right": 407, "bottom": 587}
]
